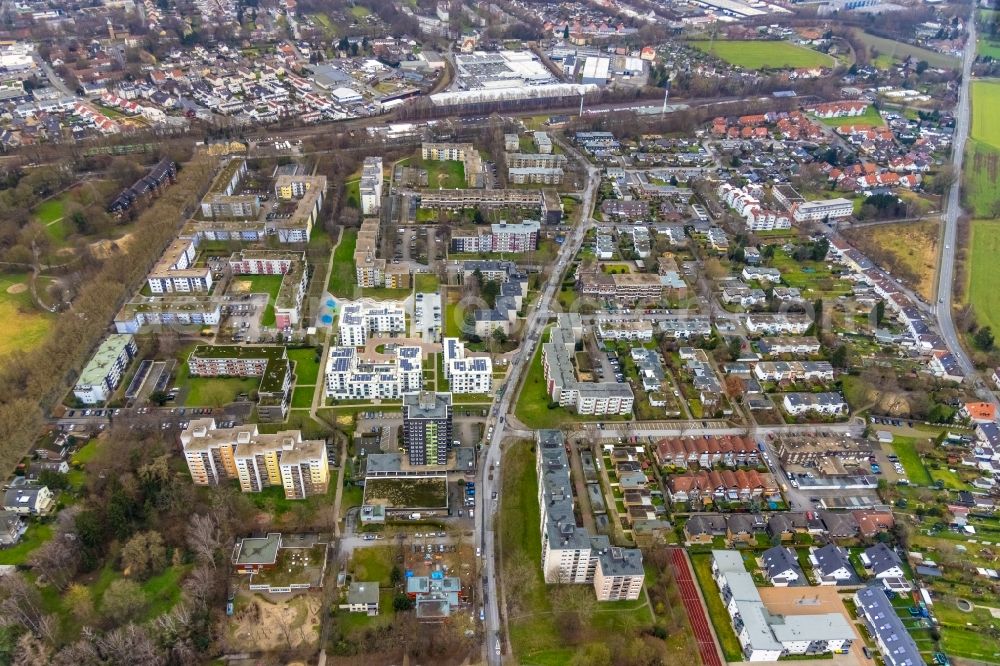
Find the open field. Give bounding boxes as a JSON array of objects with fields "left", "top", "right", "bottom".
[
  {"left": 965, "top": 141, "right": 1000, "bottom": 216},
  {"left": 967, "top": 220, "right": 1000, "bottom": 333},
  {"left": 414, "top": 273, "right": 439, "bottom": 292},
  {"left": 413, "top": 157, "right": 465, "bottom": 189},
  {"left": 932, "top": 598, "right": 1000, "bottom": 661},
  {"left": 816, "top": 105, "right": 885, "bottom": 127},
  {"left": 349, "top": 4, "right": 370, "bottom": 18},
  {"left": 328, "top": 229, "right": 358, "bottom": 297},
  {"left": 689, "top": 40, "right": 834, "bottom": 69},
  {"left": 978, "top": 38, "right": 1000, "bottom": 59},
  {"left": 841, "top": 220, "right": 939, "bottom": 299},
  {"left": 972, "top": 80, "right": 1000, "bottom": 149},
  {"left": 362, "top": 477, "right": 448, "bottom": 509},
  {"left": 174, "top": 361, "right": 260, "bottom": 407},
  {"left": 0, "top": 273, "right": 54, "bottom": 356},
  {"left": 233, "top": 274, "right": 284, "bottom": 326},
  {"left": 287, "top": 347, "right": 322, "bottom": 385},
  {"left": 853, "top": 31, "right": 959, "bottom": 69}
]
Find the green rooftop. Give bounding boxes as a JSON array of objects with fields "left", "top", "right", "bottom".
[
  {"left": 190, "top": 345, "right": 287, "bottom": 361},
  {"left": 259, "top": 358, "right": 290, "bottom": 395},
  {"left": 77, "top": 335, "right": 134, "bottom": 387}
]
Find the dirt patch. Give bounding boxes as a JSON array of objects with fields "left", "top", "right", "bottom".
[
  {"left": 226, "top": 590, "right": 321, "bottom": 652},
  {"left": 842, "top": 220, "right": 940, "bottom": 300},
  {"left": 90, "top": 233, "right": 135, "bottom": 259},
  {"left": 5, "top": 282, "right": 26, "bottom": 294},
  {"left": 231, "top": 280, "right": 253, "bottom": 293}
]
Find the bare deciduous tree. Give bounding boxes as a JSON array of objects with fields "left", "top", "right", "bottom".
[{"left": 186, "top": 513, "right": 223, "bottom": 569}]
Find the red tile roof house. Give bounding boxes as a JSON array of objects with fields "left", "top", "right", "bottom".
[
  {"left": 655, "top": 435, "right": 760, "bottom": 469},
  {"left": 667, "top": 469, "right": 778, "bottom": 508}
]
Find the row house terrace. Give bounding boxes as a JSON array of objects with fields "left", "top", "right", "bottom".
[
  {"left": 654, "top": 435, "right": 760, "bottom": 469},
  {"left": 667, "top": 469, "right": 778, "bottom": 507}
]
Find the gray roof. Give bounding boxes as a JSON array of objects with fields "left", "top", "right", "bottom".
[
  {"left": 762, "top": 546, "right": 802, "bottom": 579},
  {"left": 347, "top": 581, "right": 380, "bottom": 605},
  {"left": 855, "top": 587, "right": 924, "bottom": 666},
  {"left": 812, "top": 543, "right": 853, "bottom": 576},
  {"left": 865, "top": 543, "right": 903, "bottom": 575}
]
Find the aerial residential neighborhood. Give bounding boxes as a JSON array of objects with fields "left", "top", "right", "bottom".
[{"left": 0, "top": 0, "right": 999, "bottom": 664}]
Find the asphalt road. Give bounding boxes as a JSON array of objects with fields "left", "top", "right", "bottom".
[
  {"left": 936, "top": 13, "right": 997, "bottom": 405},
  {"left": 477, "top": 135, "right": 602, "bottom": 664}
]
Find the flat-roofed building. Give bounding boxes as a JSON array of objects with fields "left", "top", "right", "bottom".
[
  {"left": 73, "top": 334, "right": 137, "bottom": 404},
  {"left": 338, "top": 301, "right": 405, "bottom": 346},
  {"left": 325, "top": 345, "right": 423, "bottom": 400},
  {"left": 360, "top": 156, "right": 383, "bottom": 215},
  {"left": 147, "top": 237, "right": 212, "bottom": 294},
  {"left": 442, "top": 337, "right": 493, "bottom": 394},
  {"left": 402, "top": 391, "right": 453, "bottom": 466},
  {"left": 543, "top": 314, "right": 634, "bottom": 415}
]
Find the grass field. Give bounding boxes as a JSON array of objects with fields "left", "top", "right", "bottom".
[
  {"left": 965, "top": 141, "right": 1000, "bottom": 216},
  {"left": 415, "top": 157, "right": 465, "bottom": 189},
  {"left": 414, "top": 273, "right": 439, "bottom": 292},
  {"left": 816, "top": 105, "right": 884, "bottom": 127},
  {"left": 966, "top": 220, "right": 1000, "bottom": 332},
  {"left": 291, "top": 386, "right": 315, "bottom": 408},
  {"left": 328, "top": 228, "right": 358, "bottom": 297},
  {"left": 235, "top": 274, "right": 284, "bottom": 326},
  {"left": 287, "top": 347, "right": 322, "bottom": 384},
  {"left": 351, "top": 546, "right": 395, "bottom": 587},
  {"left": 854, "top": 31, "right": 959, "bottom": 69},
  {"left": 689, "top": 553, "right": 744, "bottom": 662},
  {"left": 889, "top": 436, "right": 933, "bottom": 486},
  {"left": 769, "top": 249, "right": 853, "bottom": 296},
  {"left": 343, "top": 179, "right": 360, "bottom": 209},
  {"left": 689, "top": 40, "right": 833, "bottom": 69},
  {"left": 0, "top": 273, "right": 53, "bottom": 356},
  {"left": 979, "top": 39, "right": 1000, "bottom": 60},
  {"left": 34, "top": 197, "right": 71, "bottom": 246},
  {"left": 933, "top": 600, "right": 1000, "bottom": 661},
  {"left": 0, "top": 522, "right": 53, "bottom": 565},
  {"left": 842, "top": 220, "right": 939, "bottom": 300},
  {"left": 972, "top": 80, "right": 1000, "bottom": 149},
  {"left": 349, "top": 4, "right": 370, "bottom": 19}
]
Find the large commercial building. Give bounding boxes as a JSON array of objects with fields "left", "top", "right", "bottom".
[
  {"left": 402, "top": 391, "right": 453, "bottom": 466},
  {"left": 542, "top": 313, "right": 634, "bottom": 415},
  {"left": 442, "top": 338, "right": 493, "bottom": 394},
  {"left": 147, "top": 237, "right": 213, "bottom": 294},
  {"left": 360, "top": 156, "right": 383, "bottom": 215},
  {"left": 73, "top": 334, "right": 137, "bottom": 404},
  {"left": 712, "top": 550, "right": 855, "bottom": 661},
  {"left": 324, "top": 346, "right": 423, "bottom": 400},
  {"left": 537, "top": 430, "right": 645, "bottom": 600},
  {"left": 854, "top": 587, "right": 923, "bottom": 666},
  {"left": 337, "top": 301, "right": 406, "bottom": 346},
  {"left": 181, "top": 419, "right": 328, "bottom": 499}
]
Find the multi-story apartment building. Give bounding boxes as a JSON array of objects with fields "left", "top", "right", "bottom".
[
  {"left": 504, "top": 152, "right": 567, "bottom": 169},
  {"left": 199, "top": 158, "right": 258, "bottom": 219},
  {"left": 744, "top": 314, "right": 814, "bottom": 336},
  {"left": 114, "top": 296, "right": 221, "bottom": 333},
  {"left": 534, "top": 131, "right": 553, "bottom": 153},
  {"left": 756, "top": 337, "right": 821, "bottom": 356},
  {"left": 418, "top": 188, "right": 542, "bottom": 210},
  {"left": 147, "top": 237, "right": 213, "bottom": 294},
  {"left": 450, "top": 221, "right": 540, "bottom": 254},
  {"left": 187, "top": 346, "right": 291, "bottom": 421},
  {"left": 508, "top": 167, "right": 564, "bottom": 184},
  {"left": 576, "top": 270, "right": 665, "bottom": 303},
  {"left": 537, "top": 430, "right": 645, "bottom": 600},
  {"left": 228, "top": 251, "right": 308, "bottom": 329},
  {"left": 337, "top": 301, "right": 406, "bottom": 346},
  {"left": 442, "top": 338, "right": 493, "bottom": 394},
  {"left": 542, "top": 314, "right": 634, "bottom": 415},
  {"left": 712, "top": 550, "right": 854, "bottom": 661},
  {"left": 792, "top": 198, "right": 853, "bottom": 223},
  {"left": 360, "top": 156, "right": 383, "bottom": 215},
  {"left": 181, "top": 419, "right": 328, "bottom": 499},
  {"left": 325, "top": 346, "right": 423, "bottom": 400},
  {"left": 782, "top": 392, "right": 848, "bottom": 416},
  {"left": 73, "top": 334, "right": 137, "bottom": 404},
  {"left": 752, "top": 361, "right": 834, "bottom": 383},
  {"left": 402, "top": 391, "right": 453, "bottom": 466},
  {"left": 421, "top": 142, "right": 483, "bottom": 187},
  {"left": 354, "top": 219, "right": 384, "bottom": 288}
]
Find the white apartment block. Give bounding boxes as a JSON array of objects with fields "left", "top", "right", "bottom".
[
  {"left": 147, "top": 237, "right": 213, "bottom": 294},
  {"left": 508, "top": 167, "right": 563, "bottom": 185},
  {"left": 792, "top": 198, "right": 853, "bottom": 223},
  {"left": 338, "top": 301, "right": 405, "bottom": 346},
  {"left": 73, "top": 334, "right": 137, "bottom": 404},
  {"left": 360, "top": 156, "right": 383, "bottom": 215},
  {"left": 534, "top": 131, "right": 553, "bottom": 154},
  {"left": 325, "top": 345, "right": 423, "bottom": 400},
  {"left": 712, "top": 550, "right": 854, "bottom": 661},
  {"left": 442, "top": 338, "right": 493, "bottom": 394},
  {"left": 537, "top": 430, "right": 645, "bottom": 600},
  {"left": 782, "top": 392, "right": 848, "bottom": 416},
  {"left": 543, "top": 314, "right": 634, "bottom": 415},
  {"left": 744, "top": 314, "right": 813, "bottom": 336}
]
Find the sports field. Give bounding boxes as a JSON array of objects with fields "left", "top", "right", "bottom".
[
  {"left": 0, "top": 273, "right": 53, "bottom": 356},
  {"left": 967, "top": 220, "right": 1000, "bottom": 333},
  {"left": 689, "top": 40, "right": 834, "bottom": 69},
  {"left": 972, "top": 80, "right": 1000, "bottom": 148}
]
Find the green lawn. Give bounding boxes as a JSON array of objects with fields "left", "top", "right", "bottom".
[
  {"left": 0, "top": 273, "right": 54, "bottom": 355},
  {"left": 344, "top": 179, "right": 361, "bottom": 209},
  {"left": 816, "top": 105, "right": 884, "bottom": 127},
  {"left": 414, "top": 273, "right": 439, "bottom": 293},
  {"left": 972, "top": 80, "right": 1000, "bottom": 150},
  {"left": 769, "top": 249, "right": 852, "bottom": 296},
  {"left": 34, "top": 198, "right": 65, "bottom": 224},
  {"left": 235, "top": 274, "right": 284, "bottom": 326},
  {"left": 287, "top": 347, "right": 322, "bottom": 384},
  {"left": 360, "top": 287, "right": 411, "bottom": 300},
  {"left": 416, "top": 157, "right": 466, "bottom": 189},
  {"left": 349, "top": 4, "right": 370, "bottom": 18},
  {"left": 689, "top": 553, "right": 744, "bottom": 662},
  {"left": 291, "top": 385, "right": 315, "bottom": 408},
  {"left": 964, "top": 142, "right": 1000, "bottom": 216},
  {"left": 966, "top": 220, "right": 1000, "bottom": 332},
  {"left": 890, "top": 436, "right": 932, "bottom": 486},
  {"left": 444, "top": 297, "right": 464, "bottom": 338},
  {"left": 0, "top": 522, "right": 54, "bottom": 565},
  {"left": 978, "top": 38, "right": 1000, "bottom": 60},
  {"left": 853, "top": 30, "right": 959, "bottom": 69},
  {"left": 176, "top": 360, "right": 260, "bottom": 407},
  {"left": 689, "top": 40, "right": 833, "bottom": 69},
  {"left": 351, "top": 546, "right": 394, "bottom": 587},
  {"left": 328, "top": 228, "right": 358, "bottom": 297}
]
